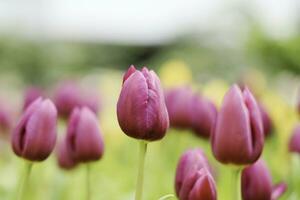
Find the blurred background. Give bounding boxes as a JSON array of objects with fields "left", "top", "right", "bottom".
[{"left": 0, "top": 0, "right": 299, "bottom": 200}]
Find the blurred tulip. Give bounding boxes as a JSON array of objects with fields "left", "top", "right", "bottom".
[
  {"left": 117, "top": 65, "right": 169, "bottom": 141},
  {"left": 23, "top": 87, "right": 44, "bottom": 110},
  {"left": 258, "top": 103, "right": 273, "bottom": 137},
  {"left": 66, "top": 107, "right": 104, "bottom": 162},
  {"left": 57, "top": 138, "right": 77, "bottom": 170},
  {"left": 175, "top": 148, "right": 217, "bottom": 200},
  {"left": 211, "top": 84, "right": 264, "bottom": 165},
  {"left": 242, "top": 160, "right": 286, "bottom": 200},
  {"left": 165, "top": 87, "right": 194, "bottom": 129},
  {"left": 0, "top": 102, "right": 13, "bottom": 133},
  {"left": 289, "top": 124, "right": 300, "bottom": 154},
  {"left": 12, "top": 98, "right": 57, "bottom": 161},
  {"left": 54, "top": 82, "right": 100, "bottom": 117}
]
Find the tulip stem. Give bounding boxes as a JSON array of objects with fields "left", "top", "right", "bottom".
[
  {"left": 86, "top": 164, "right": 91, "bottom": 200},
  {"left": 135, "top": 141, "right": 147, "bottom": 200},
  {"left": 17, "top": 161, "right": 33, "bottom": 200},
  {"left": 232, "top": 168, "right": 242, "bottom": 200}
]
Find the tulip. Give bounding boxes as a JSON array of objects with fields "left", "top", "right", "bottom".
[
  {"left": 175, "top": 148, "right": 217, "bottom": 200},
  {"left": 12, "top": 98, "right": 57, "bottom": 161},
  {"left": 66, "top": 107, "right": 104, "bottom": 162},
  {"left": 117, "top": 65, "right": 169, "bottom": 141},
  {"left": 23, "top": 87, "right": 44, "bottom": 110},
  {"left": 211, "top": 84, "right": 264, "bottom": 165},
  {"left": 242, "top": 160, "right": 286, "bottom": 200},
  {"left": 258, "top": 103, "right": 273, "bottom": 137},
  {"left": 165, "top": 87, "right": 194, "bottom": 129},
  {"left": 54, "top": 82, "right": 100, "bottom": 117},
  {"left": 57, "top": 138, "right": 77, "bottom": 170},
  {"left": 289, "top": 124, "right": 300, "bottom": 154}
]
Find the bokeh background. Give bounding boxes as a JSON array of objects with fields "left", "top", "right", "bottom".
[{"left": 0, "top": 0, "right": 299, "bottom": 200}]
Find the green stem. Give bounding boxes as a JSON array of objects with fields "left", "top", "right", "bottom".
[
  {"left": 135, "top": 141, "right": 148, "bottom": 200},
  {"left": 17, "top": 161, "right": 33, "bottom": 200},
  {"left": 232, "top": 168, "right": 242, "bottom": 200},
  {"left": 86, "top": 164, "right": 91, "bottom": 200}
]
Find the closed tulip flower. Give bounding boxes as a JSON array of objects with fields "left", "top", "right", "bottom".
[
  {"left": 175, "top": 148, "right": 217, "bottom": 200},
  {"left": 258, "top": 103, "right": 273, "bottom": 137},
  {"left": 117, "top": 65, "right": 169, "bottom": 141},
  {"left": 66, "top": 107, "right": 104, "bottom": 162},
  {"left": 23, "top": 87, "right": 44, "bottom": 110},
  {"left": 211, "top": 84, "right": 264, "bottom": 165},
  {"left": 242, "top": 160, "right": 286, "bottom": 200},
  {"left": 57, "top": 138, "right": 77, "bottom": 170},
  {"left": 289, "top": 124, "right": 300, "bottom": 154},
  {"left": 12, "top": 98, "right": 57, "bottom": 161}
]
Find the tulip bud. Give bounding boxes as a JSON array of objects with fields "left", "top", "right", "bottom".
[
  {"left": 12, "top": 98, "right": 57, "bottom": 161},
  {"left": 23, "top": 87, "right": 44, "bottom": 110},
  {"left": 175, "top": 148, "right": 217, "bottom": 200},
  {"left": 242, "top": 160, "right": 286, "bottom": 200},
  {"left": 54, "top": 82, "right": 100, "bottom": 117},
  {"left": 57, "top": 138, "right": 77, "bottom": 170},
  {"left": 258, "top": 103, "right": 273, "bottom": 137},
  {"left": 66, "top": 107, "right": 104, "bottom": 162},
  {"left": 289, "top": 124, "right": 300, "bottom": 154},
  {"left": 191, "top": 95, "right": 217, "bottom": 138},
  {"left": 211, "top": 84, "right": 264, "bottom": 165},
  {"left": 165, "top": 87, "right": 194, "bottom": 129},
  {"left": 117, "top": 66, "right": 169, "bottom": 141}
]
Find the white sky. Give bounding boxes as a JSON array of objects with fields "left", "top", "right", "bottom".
[{"left": 0, "top": 0, "right": 298, "bottom": 45}]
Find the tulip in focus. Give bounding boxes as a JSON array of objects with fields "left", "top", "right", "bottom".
[
  {"left": 117, "top": 65, "right": 169, "bottom": 141},
  {"left": 175, "top": 148, "right": 217, "bottom": 200},
  {"left": 12, "top": 98, "right": 57, "bottom": 161},
  {"left": 242, "top": 160, "right": 287, "bottom": 200},
  {"left": 289, "top": 124, "right": 300, "bottom": 154},
  {"left": 23, "top": 87, "right": 44, "bottom": 110},
  {"left": 211, "top": 84, "right": 264, "bottom": 165},
  {"left": 66, "top": 107, "right": 104, "bottom": 162}
]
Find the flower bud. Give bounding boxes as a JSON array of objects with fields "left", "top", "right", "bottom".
[
  {"left": 258, "top": 103, "right": 273, "bottom": 137},
  {"left": 57, "top": 138, "right": 77, "bottom": 170},
  {"left": 117, "top": 66, "right": 169, "bottom": 141},
  {"left": 66, "top": 107, "right": 104, "bottom": 162},
  {"left": 242, "top": 160, "right": 286, "bottom": 200},
  {"left": 23, "top": 87, "right": 44, "bottom": 110},
  {"left": 211, "top": 84, "right": 264, "bottom": 165},
  {"left": 12, "top": 98, "right": 57, "bottom": 161},
  {"left": 289, "top": 124, "right": 300, "bottom": 154},
  {"left": 54, "top": 82, "right": 100, "bottom": 117},
  {"left": 175, "top": 148, "right": 217, "bottom": 200}
]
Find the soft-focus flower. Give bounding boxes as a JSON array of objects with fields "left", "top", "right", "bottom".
[
  {"left": 211, "top": 84, "right": 264, "bottom": 165},
  {"left": 57, "top": 138, "right": 77, "bottom": 170},
  {"left": 23, "top": 87, "right": 44, "bottom": 110},
  {"left": 258, "top": 103, "right": 273, "bottom": 137},
  {"left": 289, "top": 124, "right": 300, "bottom": 154},
  {"left": 117, "top": 65, "right": 169, "bottom": 141},
  {"left": 242, "top": 160, "right": 287, "bottom": 200},
  {"left": 54, "top": 82, "right": 100, "bottom": 117},
  {"left": 0, "top": 102, "right": 13, "bottom": 133},
  {"left": 66, "top": 107, "right": 104, "bottom": 162},
  {"left": 175, "top": 148, "right": 217, "bottom": 200},
  {"left": 12, "top": 98, "right": 57, "bottom": 161}
]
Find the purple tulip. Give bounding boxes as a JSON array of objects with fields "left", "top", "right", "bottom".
[
  {"left": 23, "top": 87, "right": 44, "bottom": 110},
  {"left": 258, "top": 103, "right": 273, "bottom": 137},
  {"left": 165, "top": 87, "right": 194, "bottom": 129},
  {"left": 191, "top": 95, "right": 217, "bottom": 138},
  {"left": 57, "top": 138, "right": 77, "bottom": 170},
  {"left": 242, "top": 160, "right": 286, "bottom": 200},
  {"left": 211, "top": 84, "right": 264, "bottom": 165},
  {"left": 175, "top": 148, "right": 217, "bottom": 200},
  {"left": 66, "top": 107, "right": 104, "bottom": 162},
  {"left": 289, "top": 124, "right": 300, "bottom": 154},
  {"left": 0, "top": 102, "right": 13, "bottom": 133},
  {"left": 12, "top": 98, "right": 57, "bottom": 161},
  {"left": 117, "top": 66, "right": 169, "bottom": 141},
  {"left": 54, "top": 82, "right": 100, "bottom": 117}
]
